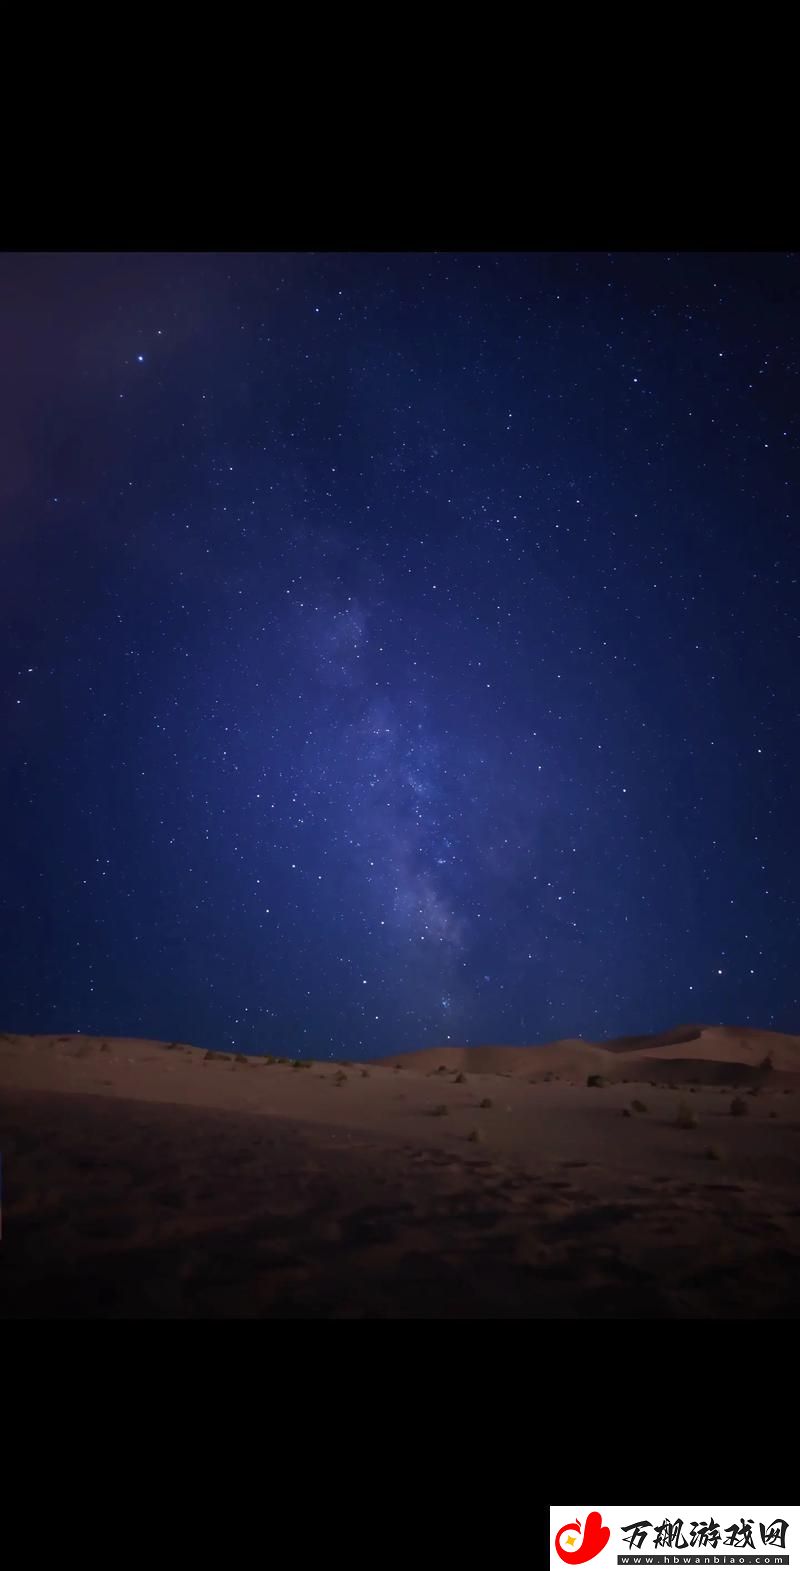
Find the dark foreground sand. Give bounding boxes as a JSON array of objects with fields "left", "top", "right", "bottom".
[{"left": 2, "top": 1030, "right": 800, "bottom": 1317}]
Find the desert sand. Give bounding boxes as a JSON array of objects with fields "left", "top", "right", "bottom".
[{"left": 2, "top": 1025, "right": 800, "bottom": 1317}]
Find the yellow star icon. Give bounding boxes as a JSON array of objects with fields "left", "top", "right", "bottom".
[{"left": 566, "top": 1536, "right": 577, "bottom": 1548}]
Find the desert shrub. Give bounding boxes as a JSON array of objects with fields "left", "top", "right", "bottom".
[
  {"left": 705, "top": 1144, "right": 723, "bottom": 1161},
  {"left": 431, "top": 1103, "right": 448, "bottom": 1116},
  {"left": 333, "top": 1069, "right": 347, "bottom": 1085},
  {"left": 454, "top": 1071, "right": 466, "bottom": 1083},
  {"left": 277, "top": 1056, "right": 289, "bottom": 1064},
  {"left": 631, "top": 1099, "right": 648, "bottom": 1114},
  {"left": 236, "top": 1053, "right": 250, "bottom": 1064},
  {"left": 621, "top": 1108, "right": 632, "bottom": 1117},
  {"left": 587, "top": 1074, "right": 608, "bottom": 1088},
  {"left": 467, "top": 1127, "right": 483, "bottom": 1143},
  {"left": 479, "top": 1097, "right": 493, "bottom": 1109},
  {"left": 675, "top": 1099, "right": 697, "bottom": 1128},
  {"left": 769, "top": 1110, "right": 778, "bottom": 1118},
  {"left": 730, "top": 1097, "right": 748, "bottom": 1117},
  {"left": 360, "top": 1068, "right": 370, "bottom": 1078}
]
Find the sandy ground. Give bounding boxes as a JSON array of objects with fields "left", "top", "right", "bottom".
[{"left": 2, "top": 1030, "right": 800, "bottom": 1317}]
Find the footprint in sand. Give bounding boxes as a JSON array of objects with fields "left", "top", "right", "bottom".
[{"left": 542, "top": 1202, "right": 639, "bottom": 1238}]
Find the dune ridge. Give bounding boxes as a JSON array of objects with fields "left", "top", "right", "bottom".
[{"left": 378, "top": 1024, "right": 800, "bottom": 1079}]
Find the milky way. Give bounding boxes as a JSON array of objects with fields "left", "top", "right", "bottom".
[{"left": 1, "top": 251, "right": 798, "bottom": 1056}]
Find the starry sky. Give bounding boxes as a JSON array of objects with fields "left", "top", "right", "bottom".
[{"left": 2, "top": 251, "right": 798, "bottom": 1059}]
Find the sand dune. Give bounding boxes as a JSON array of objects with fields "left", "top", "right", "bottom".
[
  {"left": 667, "top": 1025, "right": 800, "bottom": 1069},
  {"left": 373, "top": 1039, "right": 611, "bottom": 1078},
  {"left": 601, "top": 1023, "right": 800, "bottom": 1069},
  {"left": 2, "top": 1027, "right": 800, "bottom": 1317},
  {"left": 383, "top": 1025, "right": 800, "bottom": 1080},
  {"left": 601, "top": 1025, "right": 705, "bottom": 1054}
]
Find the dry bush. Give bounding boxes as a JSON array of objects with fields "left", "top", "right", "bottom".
[{"left": 675, "top": 1099, "right": 698, "bottom": 1129}]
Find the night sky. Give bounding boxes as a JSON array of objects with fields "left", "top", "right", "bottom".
[{"left": 2, "top": 251, "right": 798, "bottom": 1060}]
